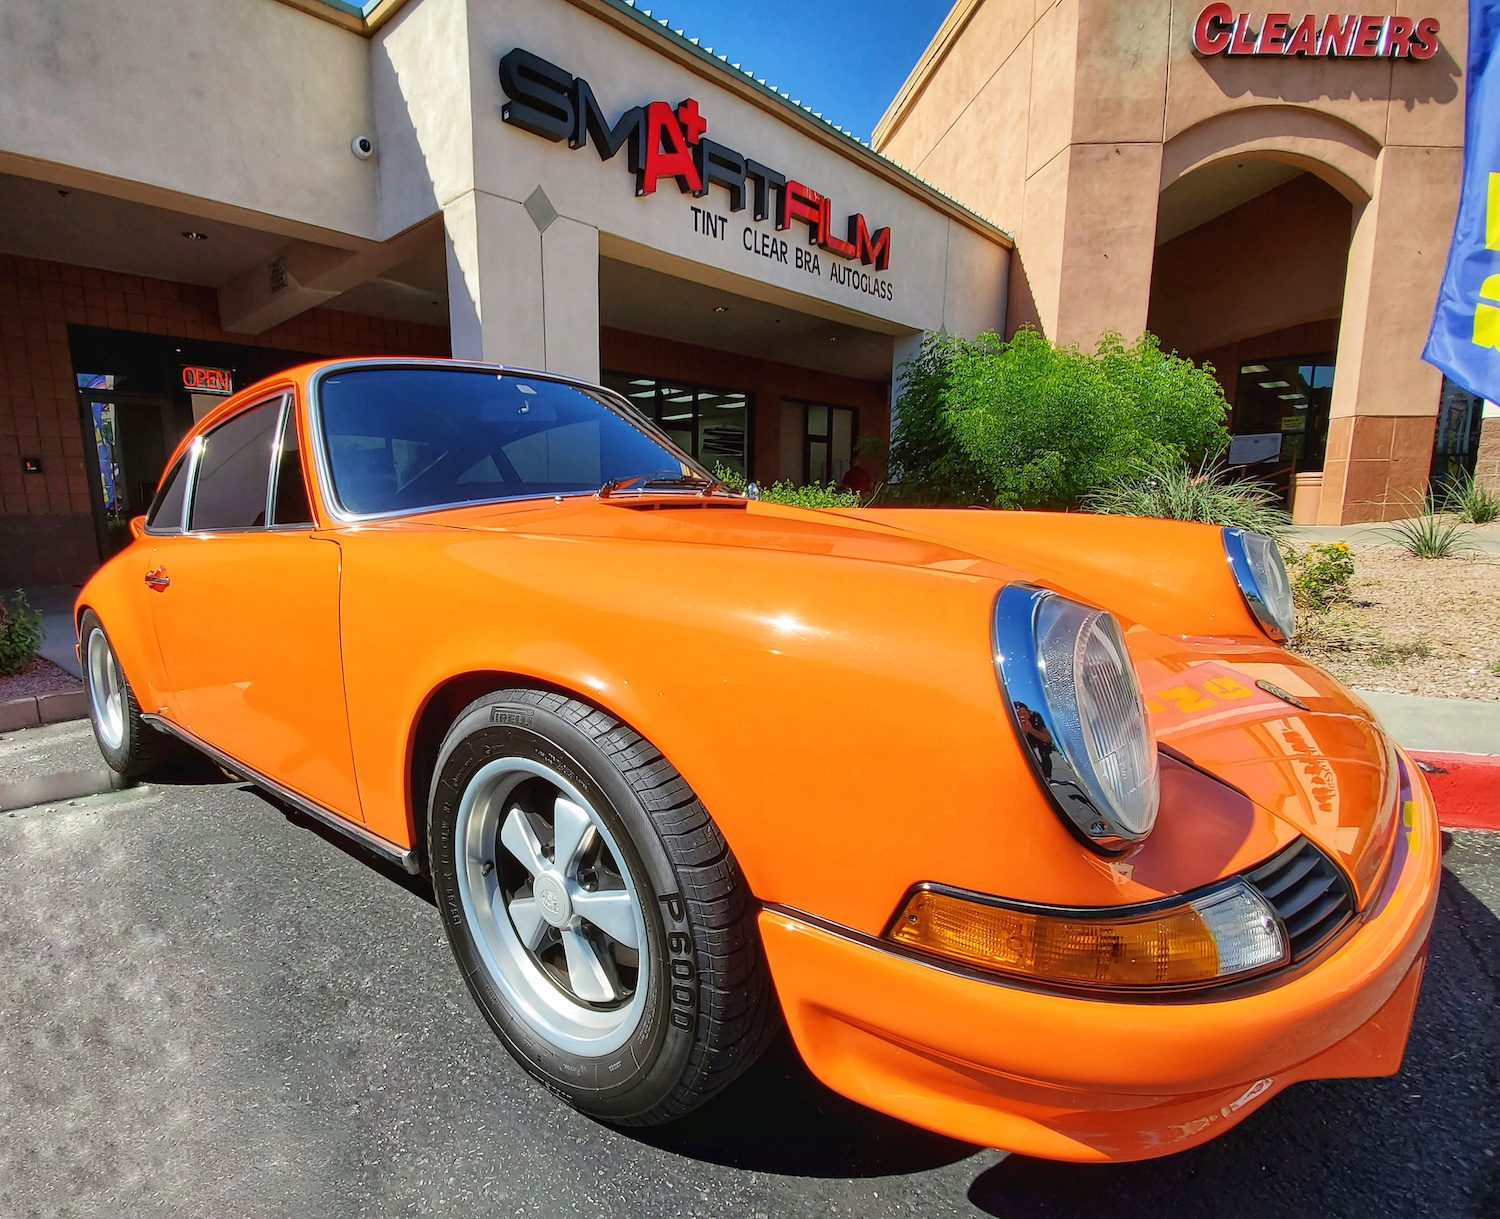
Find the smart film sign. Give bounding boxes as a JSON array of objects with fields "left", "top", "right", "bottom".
[
  {"left": 498, "top": 48, "right": 895, "bottom": 302},
  {"left": 1191, "top": 7, "right": 1440, "bottom": 58}
]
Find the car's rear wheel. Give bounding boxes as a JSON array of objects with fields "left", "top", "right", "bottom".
[
  {"left": 427, "top": 688, "right": 776, "bottom": 1124},
  {"left": 79, "top": 609, "right": 181, "bottom": 779}
]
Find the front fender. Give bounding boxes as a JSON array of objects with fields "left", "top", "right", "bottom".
[
  {"left": 336, "top": 525, "right": 1288, "bottom": 935},
  {"left": 847, "top": 509, "right": 1266, "bottom": 640}
]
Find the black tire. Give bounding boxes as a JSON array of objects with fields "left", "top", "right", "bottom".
[
  {"left": 79, "top": 609, "right": 182, "bottom": 780},
  {"left": 427, "top": 687, "right": 778, "bottom": 1125}
]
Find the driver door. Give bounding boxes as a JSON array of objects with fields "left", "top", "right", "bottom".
[{"left": 146, "top": 392, "right": 363, "bottom": 823}]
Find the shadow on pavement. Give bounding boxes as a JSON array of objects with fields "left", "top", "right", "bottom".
[
  {"left": 628, "top": 1031, "right": 979, "bottom": 1178},
  {"left": 967, "top": 849, "right": 1500, "bottom": 1219},
  {"left": 176, "top": 762, "right": 1500, "bottom": 1208}
]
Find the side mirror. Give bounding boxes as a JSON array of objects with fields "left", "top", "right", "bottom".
[{"left": 129, "top": 515, "right": 147, "bottom": 539}]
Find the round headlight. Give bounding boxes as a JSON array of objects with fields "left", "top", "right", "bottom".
[
  {"left": 1223, "top": 528, "right": 1295, "bottom": 642},
  {"left": 993, "top": 585, "right": 1160, "bottom": 854}
]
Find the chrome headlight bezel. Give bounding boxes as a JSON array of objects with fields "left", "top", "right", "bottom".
[
  {"left": 993, "top": 584, "right": 1161, "bottom": 856},
  {"left": 1222, "top": 528, "right": 1295, "bottom": 643}
]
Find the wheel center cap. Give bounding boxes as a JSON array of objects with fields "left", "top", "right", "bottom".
[{"left": 532, "top": 873, "right": 571, "bottom": 927}]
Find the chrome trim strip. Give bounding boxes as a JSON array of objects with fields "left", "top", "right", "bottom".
[
  {"left": 142, "top": 713, "right": 420, "bottom": 873},
  {"left": 1222, "top": 527, "right": 1290, "bottom": 643},
  {"left": 303, "top": 357, "right": 710, "bottom": 526}
]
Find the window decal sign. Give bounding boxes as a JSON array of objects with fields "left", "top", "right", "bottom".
[
  {"left": 181, "top": 365, "right": 234, "bottom": 395},
  {"left": 1190, "top": 6, "right": 1440, "bottom": 58},
  {"left": 498, "top": 48, "right": 893, "bottom": 273}
]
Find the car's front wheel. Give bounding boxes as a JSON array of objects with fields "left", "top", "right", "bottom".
[
  {"left": 427, "top": 688, "right": 776, "bottom": 1125},
  {"left": 79, "top": 609, "right": 181, "bottom": 779}
]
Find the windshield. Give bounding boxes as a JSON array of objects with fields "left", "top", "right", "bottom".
[{"left": 316, "top": 366, "right": 701, "bottom": 515}]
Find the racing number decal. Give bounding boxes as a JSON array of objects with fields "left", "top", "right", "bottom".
[{"left": 1147, "top": 675, "right": 1255, "bottom": 716}]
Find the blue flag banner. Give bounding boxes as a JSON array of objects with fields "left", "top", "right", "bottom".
[{"left": 1425, "top": 0, "right": 1500, "bottom": 402}]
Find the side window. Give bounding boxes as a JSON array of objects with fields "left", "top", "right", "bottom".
[
  {"left": 188, "top": 400, "right": 280, "bottom": 531},
  {"left": 271, "top": 406, "right": 314, "bottom": 527},
  {"left": 145, "top": 454, "right": 189, "bottom": 532}
]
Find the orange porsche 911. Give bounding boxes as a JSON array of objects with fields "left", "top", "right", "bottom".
[{"left": 77, "top": 358, "right": 1440, "bottom": 1162}]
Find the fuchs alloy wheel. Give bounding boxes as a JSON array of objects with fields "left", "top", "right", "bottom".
[
  {"left": 427, "top": 689, "right": 777, "bottom": 1125},
  {"left": 78, "top": 609, "right": 181, "bottom": 779}
]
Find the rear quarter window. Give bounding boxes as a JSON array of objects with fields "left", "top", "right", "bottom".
[
  {"left": 189, "top": 400, "right": 281, "bottom": 531},
  {"left": 145, "top": 455, "right": 189, "bottom": 532}
]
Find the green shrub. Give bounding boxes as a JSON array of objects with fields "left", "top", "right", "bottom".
[
  {"left": 1284, "top": 541, "right": 1355, "bottom": 613},
  {"left": 713, "top": 463, "right": 860, "bottom": 509},
  {"left": 1384, "top": 504, "right": 1471, "bottom": 558},
  {"left": 0, "top": 590, "right": 43, "bottom": 677},
  {"left": 1439, "top": 470, "right": 1500, "bottom": 524},
  {"left": 1083, "top": 458, "right": 1290, "bottom": 537},
  {"left": 889, "top": 328, "right": 1230, "bottom": 508}
]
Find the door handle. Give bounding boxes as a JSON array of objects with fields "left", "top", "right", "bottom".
[{"left": 144, "top": 568, "right": 171, "bottom": 591}]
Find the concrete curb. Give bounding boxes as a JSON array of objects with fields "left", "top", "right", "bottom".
[
  {"left": 0, "top": 689, "right": 87, "bottom": 732},
  {"left": 1412, "top": 752, "right": 1500, "bottom": 832}
]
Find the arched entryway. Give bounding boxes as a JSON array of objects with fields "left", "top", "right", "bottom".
[
  {"left": 1148, "top": 151, "right": 1357, "bottom": 521},
  {"left": 1147, "top": 107, "right": 1461, "bottom": 524}
]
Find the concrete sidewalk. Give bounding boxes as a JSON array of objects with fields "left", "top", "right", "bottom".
[
  {"left": 21, "top": 584, "right": 82, "bottom": 678},
  {"left": 1288, "top": 520, "right": 1500, "bottom": 556},
  {"left": 1357, "top": 690, "right": 1500, "bottom": 756}
]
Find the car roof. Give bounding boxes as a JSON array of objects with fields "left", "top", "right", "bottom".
[{"left": 161, "top": 356, "right": 607, "bottom": 473}]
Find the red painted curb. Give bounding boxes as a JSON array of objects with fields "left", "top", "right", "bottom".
[{"left": 1411, "top": 751, "right": 1500, "bottom": 832}]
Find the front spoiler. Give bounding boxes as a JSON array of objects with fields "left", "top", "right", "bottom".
[{"left": 758, "top": 748, "right": 1442, "bottom": 1162}]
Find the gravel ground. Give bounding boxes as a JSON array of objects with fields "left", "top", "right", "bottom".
[
  {"left": 1293, "top": 544, "right": 1500, "bottom": 702},
  {"left": 0, "top": 657, "right": 81, "bottom": 701}
]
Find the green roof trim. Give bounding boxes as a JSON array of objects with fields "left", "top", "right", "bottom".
[{"left": 594, "top": 0, "right": 1013, "bottom": 243}]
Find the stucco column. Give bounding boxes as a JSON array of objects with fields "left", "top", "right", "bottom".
[
  {"left": 1319, "top": 145, "right": 1462, "bottom": 523},
  {"left": 443, "top": 189, "right": 600, "bottom": 379},
  {"left": 1015, "top": 143, "right": 1162, "bottom": 348}
]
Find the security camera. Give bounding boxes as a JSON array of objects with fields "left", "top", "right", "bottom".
[{"left": 351, "top": 136, "right": 375, "bottom": 160}]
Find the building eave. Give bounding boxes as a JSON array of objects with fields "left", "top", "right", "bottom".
[
  {"left": 571, "top": 0, "right": 1013, "bottom": 248},
  {"left": 870, "top": 0, "right": 984, "bottom": 151}
]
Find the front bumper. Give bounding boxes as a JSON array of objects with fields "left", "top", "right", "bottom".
[{"left": 759, "top": 749, "right": 1442, "bottom": 1162}]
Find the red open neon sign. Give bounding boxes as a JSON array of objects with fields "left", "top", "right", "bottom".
[{"left": 181, "top": 365, "right": 233, "bottom": 395}]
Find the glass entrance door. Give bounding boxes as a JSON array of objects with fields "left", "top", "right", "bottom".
[{"left": 76, "top": 384, "right": 189, "bottom": 560}]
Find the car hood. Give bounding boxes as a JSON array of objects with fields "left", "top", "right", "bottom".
[{"left": 411, "top": 496, "right": 1400, "bottom": 902}]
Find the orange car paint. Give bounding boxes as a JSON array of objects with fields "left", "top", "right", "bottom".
[{"left": 77, "top": 360, "right": 1441, "bottom": 1159}]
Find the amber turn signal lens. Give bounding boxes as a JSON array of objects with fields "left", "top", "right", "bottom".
[{"left": 889, "top": 881, "right": 1289, "bottom": 989}]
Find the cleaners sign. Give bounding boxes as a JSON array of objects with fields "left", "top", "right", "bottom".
[
  {"left": 498, "top": 48, "right": 893, "bottom": 286},
  {"left": 1191, "top": 7, "right": 1441, "bottom": 58}
]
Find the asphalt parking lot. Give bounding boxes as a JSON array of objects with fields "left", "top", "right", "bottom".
[{"left": 2, "top": 726, "right": 1497, "bottom": 1219}]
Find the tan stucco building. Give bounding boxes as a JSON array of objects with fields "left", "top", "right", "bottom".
[
  {"left": 0, "top": 0, "right": 1485, "bottom": 588},
  {"left": 873, "top": 0, "right": 1482, "bottom": 524},
  {"left": 0, "top": 0, "right": 1009, "bottom": 584}
]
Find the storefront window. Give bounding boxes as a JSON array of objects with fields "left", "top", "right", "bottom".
[
  {"left": 1231, "top": 356, "right": 1335, "bottom": 472},
  {"left": 601, "top": 373, "right": 751, "bottom": 477},
  {"left": 799, "top": 403, "right": 856, "bottom": 485},
  {"left": 1430, "top": 377, "right": 1484, "bottom": 494}
]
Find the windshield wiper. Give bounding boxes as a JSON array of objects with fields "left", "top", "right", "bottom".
[{"left": 596, "top": 470, "right": 725, "bottom": 500}]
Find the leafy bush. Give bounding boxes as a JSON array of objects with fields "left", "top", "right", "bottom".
[
  {"left": 889, "top": 328, "right": 1230, "bottom": 508},
  {"left": 1384, "top": 505, "right": 1471, "bottom": 558},
  {"left": 0, "top": 589, "right": 44, "bottom": 677},
  {"left": 713, "top": 463, "right": 860, "bottom": 509},
  {"left": 1083, "top": 458, "right": 1290, "bottom": 537},
  {"left": 1439, "top": 469, "right": 1500, "bottom": 524},
  {"left": 1284, "top": 541, "right": 1355, "bottom": 613}
]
